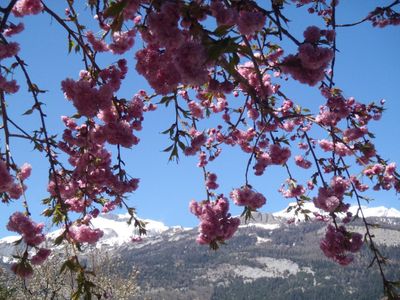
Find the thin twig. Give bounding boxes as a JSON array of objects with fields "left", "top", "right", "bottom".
[{"left": 0, "top": 0, "right": 18, "bottom": 32}]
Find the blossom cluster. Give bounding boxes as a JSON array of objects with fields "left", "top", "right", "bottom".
[
  {"left": 86, "top": 29, "right": 136, "bottom": 55},
  {"left": 237, "top": 62, "right": 276, "bottom": 99},
  {"left": 281, "top": 26, "right": 333, "bottom": 86},
  {"left": 0, "top": 73, "right": 19, "bottom": 94},
  {"left": 51, "top": 104, "right": 144, "bottom": 217},
  {"left": 253, "top": 144, "right": 291, "bottom": 176},
  {"left": 12, "top": 0, "right": 43, "bottom": 17},
  {"left": 364, "top": 162, "right": 400, "bottom": 192},
  {"left": 184, "top": 128, "right": 207, "bottom": 157},
  {"left": 134, "top": 2, "right": 213, "bottom": 94},
  {"left": 61, "top": 60, "right": 129, "bottom": 118},
  {"left": 68, "top": 224, "right": 104, "bottom": 244},
  {"left": 0, "top": 160, "right": 31, "bottom": 201},
  {"left": 7, "top": 211, "right": 45, "bottom": 246},
  {"left": 6, "top": 212, "right": 51, "bottom": 277},
  {"left": 10, "top": 247, "right": 51, "bottom": 278},
  {"left": 206, "top": 173, "right": 219, "bottom": 190},
  {"left": 210, "top": 1, "right": 266, "bottom": 35},
  {"left": 47, "top": 57, "right": 157, "bottom": 248},
  {"left": 31, "top": 248, "right": 51, "bottom": 265},
  {"left": 320, "top": 224, "right": 363, "bottom": 265},
  {"left": 190, "top": 197, "right": 240, "bottom": 246},
  {"left": 368, "top": 6, "right": 400, "bottom": 27},
  {"left": 230, "top": 186, "right": 266, "bottom": 210},
  {"left": 279, "top": 180, "right": 306, "bottom": 198},
  {"left": 313, "top": 176, "right": 350, "bottom": 213},
  {"left": 0, "top": 42, "right": 20, "bottom": 60}
]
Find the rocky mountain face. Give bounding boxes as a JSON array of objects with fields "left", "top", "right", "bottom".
[{"left": 1, "top": 205, "right": 400, "bottom": 299}]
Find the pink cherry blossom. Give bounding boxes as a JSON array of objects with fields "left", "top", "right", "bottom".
[
  {"left": 303, "top": 26, "right": 322, "bottom": 43},
  {"left": 4, "top": 23, "right": 25, "bottom": 37},
  {"left": 17, "top": 163, "right": 32, "bottom": 181},
  {"left": 294, "top": 155, "right": 312, "bottom": 169},
  {"left": 7, "top": 212, "right": 45, "bottom": 246},
  {"left": 0, "top": 160, "right": 13, "bottom": 193},
  {"left": 0, "top": 42, "right": 20, "bottom": 59},
  {"left": 230, "top": 186, "right": 266, "bottom": 210},
  {"left": 210, "top": 1, "right": 237, "bottom": 26},
  {"left": 237, "top": 10, "right": 266, "bottom": 36},
  {"left": 109, "top": 30, "right": 135, "bottom": 54},
  {"left": 11, "top": 262, "right": 33, "bottom": 278},
  {"left": 69, "top": 224, "right": 104, "bottom": 244},
  {"left": 190, "top": 197, "right": 240, "bottom": 246},
  {"left": 313, "top": 187, "right": 341, "bottom": 213},
  {"left": 86, "top": 31, "right": 109, "bottom": 52},
  {"left": 0, "top": 75, "right": 19, "bottom": 94},
  {"left": 12, "top": 0, "right": 43, "bottom": 17},
  {"left": 31, "top": 248, "right": 51, "bottom": 265},
  {"left": 320, "top": 225, "right": 363, "bottom": 266},
  {"left": 205, "top": 173, "right": 219, "bottom": 190}
]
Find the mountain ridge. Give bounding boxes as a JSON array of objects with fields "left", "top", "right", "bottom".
[
  {"left": 1, "top": 204, "right": 400, "bottom": 299},
  {"left": 1, "top": 203, "right": 399, "bottom": 247}
]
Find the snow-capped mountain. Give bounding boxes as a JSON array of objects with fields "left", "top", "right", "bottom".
[
  {"left": 1, "top": 205, "right": 400, "bottom": 299},
  {"left": 1, "top": 203, "right": 399, "bottom": 259},
  {"left": 273, "top": 202, "right": 400, "bottom": 220},
  {"left": 348, "top": 205, "right": 400, "bottom": 218},
  {"left": 90, "top": 213, "right": 170, "bottom": 246},
  {"left": 0, "top": 213, "right": 172, "bottom": 263}
]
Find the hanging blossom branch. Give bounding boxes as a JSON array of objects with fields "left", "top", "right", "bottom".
[
  {"left": 321, "top": 2, "right": 397, "bottom": 287},
  {"left": 0, "top": 31, "right": 73, "bottom": 280},
  {"left": 1, "top": 0, "right": 400, "bottom": 298},
  {"left": 336, "top": 0, "right": 400, "bottom": 28}
]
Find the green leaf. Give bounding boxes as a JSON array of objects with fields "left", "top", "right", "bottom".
[
  {"left": 213, "top": 25, "right": 232, "bottom": 37},
  {"left": 72, "top": 291, "right": 81, "bottom": 300},
  {"left": 169, "top": 145, "right": 179, "bottom": 161},
  {"left": 127, "top": 207, "right": 136, "bottom": 216},
  {"left": 177, "top": 140, "right": 186, "bottom": 151},
  {"left": 97, "top": 197, "right": 108, "bottom": 205},
  {"left": 389, "top": 281, "right": 400, "bottom": 288},
  {"left": 54, "top": 231, "right": 66, "bottom": 245},
  {"left": 110, "top": 14, "right": 124, "bottom": 32},
  {"left": 41, "top": 197, "right": 52, "bottom": 205},
  {"left": 161, "top": 124, "right": 176, "bottom": 135},
  {"left": 12, "top": 238, "right": 23, "bottom": 246},
  {"left": 103, "top": 0, "right": 127, "bottom": 18},
  {"left": 207, "top": 38, "right": 238, "bottom": 61},
  {"left": 162, "top": 144, "right": 174, "bottom": 152},
  {"left": 230, "top": 53, "right": 240, "bottom": 66},
  {"left": 42, "top": 208, "right": 54, "bottom": 217},
  {"left": 159, "top": 96, "right": 173, "bottom": 104},
  {"left": 68, "top": 38, "right": 74, "bottom": 54},
  {"left": 210, "top": 240, "right": 219, "bottom": 251},
  {"left": 60, "top": 258, "right": 81, "bottom": 274},
  {"left": 22, "top": 107, "right": 35, "bottom": 116},
  {"left": 74, "top": 44, "right": 80, "bottom": 53}
]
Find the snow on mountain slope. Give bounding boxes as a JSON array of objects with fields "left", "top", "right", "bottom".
[
  {"left": 240, "top": 223, "right": 281, "bottom": 230},
  {"left": 0, "top": 236, "right": 22, "bottom": 263},
  {"left": 273, "top": 202, "right": 400, "bottom": 220},
  {"left": 90, "top": 213, "right": 169, "bottom": 246},
  {"left": 1, "top": 204, "right": 399, "bottom": 260},
  {"left": 273, "top": 202, "right": 318, "bottom": 219},
  {"left": 348, "top": 206, "right": 400, "bottom": 218},
  {"left": 0, "top": 213, "right": 170, "bottom": 261}
]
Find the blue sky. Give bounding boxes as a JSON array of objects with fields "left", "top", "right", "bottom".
[{"left": 1, "top": 1, "right": 399, "bottom": 237}]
